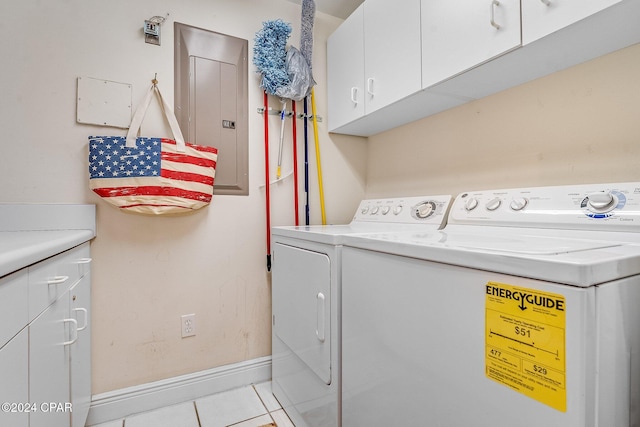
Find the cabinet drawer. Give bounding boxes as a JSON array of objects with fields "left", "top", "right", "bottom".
[
  {"left": 0, "top": 270, "right": 28, "bottom": 348},
  {"left": 71, "top": 243, "right": 91, "bottom": 279},
  {"left": 28, "top": 244, "right": 89, "bottom": 322}
]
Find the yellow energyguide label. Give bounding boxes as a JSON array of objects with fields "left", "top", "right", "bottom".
[{"left": 485, "top": 281, "right": 566, "bottom": 412}]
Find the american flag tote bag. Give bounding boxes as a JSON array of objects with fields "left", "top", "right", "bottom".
[{"left": 89, "top": 81, "right": 218, "bottom": 215}]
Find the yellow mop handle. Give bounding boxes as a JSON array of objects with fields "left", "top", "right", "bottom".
[{"left": 310, "top": 88, "right": 326, "bottom": 225}]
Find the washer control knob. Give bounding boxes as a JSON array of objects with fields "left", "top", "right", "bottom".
[
  {"left": 361, "top": 206, "right": 369, "bottom": 215},
  {"left": 485, "top": 197, "right": 502, "bottom": 211},
  {"left": 587, "top": 191, "right": 616, "bottom": 211},
  {"left": 510, "top": 197, "right": 528, "bottom": 211},
  {"left": 464, "top": 197, "right": 479, "bottom": 211},
  {"left": 393, "top": 205, "right": 403, "bottom": 215},
  {"left": 381, "top": 206, "right": 391, "bottom": 215},
  {"left": 415, "top": 202, "right": 435, "bottom": 219},
  {"left": 371, "top": 206, "right": 379, "bottom": 215}
]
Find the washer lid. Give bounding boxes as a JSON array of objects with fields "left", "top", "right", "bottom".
[
  {"left": 441, "top": 233, "right": 619, "bottom": 255},
  {"left": 342, "top": 231, "right": 640, "bottom": 287}
]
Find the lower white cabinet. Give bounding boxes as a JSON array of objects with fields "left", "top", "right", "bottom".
[
  {"left": 29, "top": 291, "right": 73, "bottom": 427},
  {"left": 69, "top": 275, "right": 91, "bottom": 427},
  {"left": 0, "top": 243, "right": 91, "bottom": 427},
  {"left": 0, "top": 329, "right": 29, "bottom": 427}
]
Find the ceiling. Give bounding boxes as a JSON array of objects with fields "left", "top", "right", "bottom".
[{"left": 284, "top": 0, "right": 363, "bottom": 19}]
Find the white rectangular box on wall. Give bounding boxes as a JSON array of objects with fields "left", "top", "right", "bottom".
[{"left": 77, "top": 76, "right": 132, "bottom": 128}]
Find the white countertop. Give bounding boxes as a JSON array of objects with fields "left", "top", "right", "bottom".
[
  {"left": 0, "top": 230, "right": 95, "bottom": 278},
  {"left": 0, "top": 204, "right": 96, "bottom": 277}
]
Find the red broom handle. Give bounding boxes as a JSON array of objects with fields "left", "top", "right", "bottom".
[{"left": 264, "top": 91, "right": 271, "bottom": 271}]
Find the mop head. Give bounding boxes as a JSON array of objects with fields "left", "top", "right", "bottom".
[
  {"left": 253, "top": 19, "right": 292, "bottom": 95},
  {"left": 300, "top": 0, "right": 315, "bottom": 71}
]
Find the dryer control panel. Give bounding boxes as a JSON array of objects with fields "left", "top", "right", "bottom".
[
  {"left": 353, "top": 195, "right": 452, "bottom": 226},
  {"left": 449, "top": 182, "right": 640, "bottom": 231}
]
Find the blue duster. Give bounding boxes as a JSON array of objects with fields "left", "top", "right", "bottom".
[{"left": 253, "top": 19, "right": 292, "bottom": 96}]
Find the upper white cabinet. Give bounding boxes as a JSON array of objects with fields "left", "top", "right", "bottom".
[
  {"left": 328, "top": 0, "right": 422, "bottom": 132},
  {"left": 421, "top": 0, "right": 521, "bottom": 88},
  {"left": 327, "top": 5, "right": 364, "bottom": 131},
  {"left": 522, "top": 0, "right": 621, "bottom": 44},
  {"left": 327, "top": 0, "right": 640, "bottom": 136},
  {"left": 364, "top": 0, "right": 422, "bottom": 114}
]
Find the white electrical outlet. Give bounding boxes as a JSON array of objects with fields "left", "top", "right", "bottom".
[{"left": 181, "top": 314, "right": 196, "bottom": 338}]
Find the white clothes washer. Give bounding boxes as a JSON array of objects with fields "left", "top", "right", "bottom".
[
  {"left": 271, "top": 195, "right": 452, "bottom": 427},
  {"left": 341, "top": 182, "right": 640, "bottom": 427}
]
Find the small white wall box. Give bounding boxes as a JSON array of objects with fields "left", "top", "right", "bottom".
[
  {"left": 144, "top": 20, "right": 161, "bottom": 45},
  {"left": 76, "top": 77, "right": 132, "bottom": 128}
]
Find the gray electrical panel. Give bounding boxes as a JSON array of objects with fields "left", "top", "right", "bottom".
[{"left": 175, "top": 23, "right": 249, "bottom": 196}]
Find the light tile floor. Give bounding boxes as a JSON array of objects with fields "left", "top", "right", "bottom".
[{"left": 89, "top": 382, "right": 295, "bottom": 427}]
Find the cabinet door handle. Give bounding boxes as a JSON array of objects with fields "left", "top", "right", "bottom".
[
  {"left": 490, "top": 0, "right": 501, "bottom": 30},
  {"left": 48, "top": 275, "right": 69, "bottom": 285},
  {"left": 62, "top": 318, "right": 78, "bottom": 345},
  {"left": 540, "top": 0, "right": 551, "bottom": 5},
  {"left": 74, "top": 307, "right": 88, "bottom": 331},
  {"left": 316, "top": 292, "right": 326, "bottom": 343},
  {"left": 351, "top": 87, "right": 358, "bottom": 105},
  {"left": 367, "top": 78, "right": 375, "bottom": 96},
  {"left": 77, "top": 258, "right": 92, "bottom": 264}
]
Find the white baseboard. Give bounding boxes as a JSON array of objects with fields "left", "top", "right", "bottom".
[{"left": 86, "top": 356, "right": 272, "bottom": 426}]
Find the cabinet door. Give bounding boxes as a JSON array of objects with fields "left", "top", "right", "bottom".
[
  {"left": 30, "top": 293, "right": 72, "bottom": 427},
  {"left": 272, "top": 243, "right": 331, "bottom": 385},
  {"left": 364, "top": 0, "right": 422, "bottom": 114},
  {"left": 0, "top": 329, "right": 29, "bottom": 427},
  {"left": 327, "top": 4, "right": 365, "bottom": 131},
  {"left": 421, "top": 0, "right": 521, "bottom": 89},
  {"left": 522, "top": 0, "right": 621, "bottom": 44},
  {"left": 69, "top": 275, "right": 91, "bottom": 427},
  {"left": 0, "top": 270, "right": 28, "bottom": 349}
]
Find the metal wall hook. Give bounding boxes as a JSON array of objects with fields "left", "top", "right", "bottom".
[{"left": 257, "top": 107, "right": 323, "bottom": 122}]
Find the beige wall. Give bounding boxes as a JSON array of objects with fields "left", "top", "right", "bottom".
[
  {"left": 0, "top": 0, "right": 366, "bottom": 393},
  {"left": 5, "top": 0, "right": 635, "bottom": 398},
  {"left": 366, "top": 43, "right": 640, "bottom": 198}
]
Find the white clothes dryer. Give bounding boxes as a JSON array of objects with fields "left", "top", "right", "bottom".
[
  {"left": 271, "top": 195, "right": 452, "bottom": 427},
  {"left": 341, "top": 182, "right": 640, "bottom": 427}
]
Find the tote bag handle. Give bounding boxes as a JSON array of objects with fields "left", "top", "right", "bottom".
[{"left": 125, "top": 81, "right": 186, "bottom": 152}]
